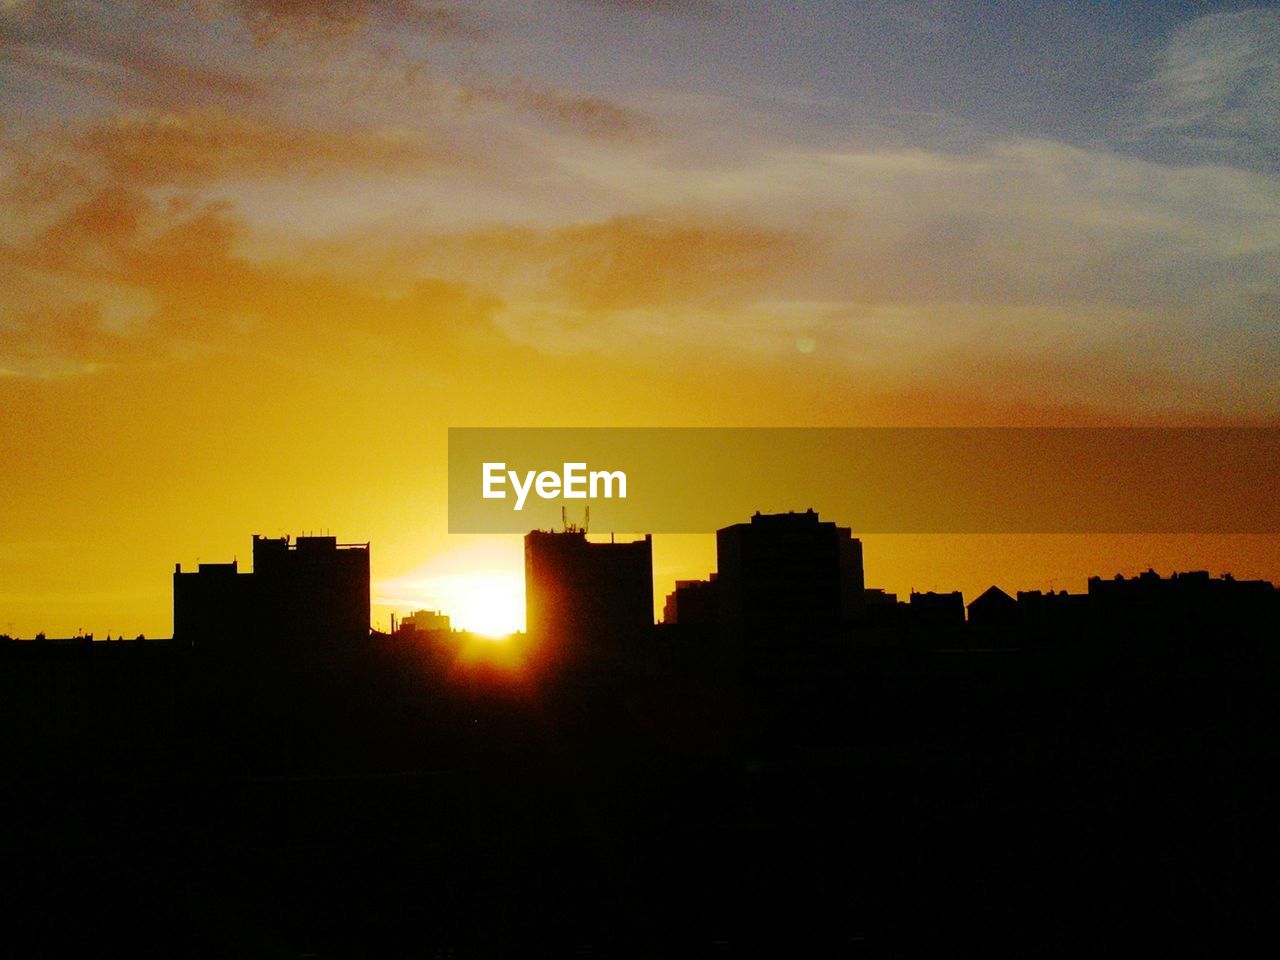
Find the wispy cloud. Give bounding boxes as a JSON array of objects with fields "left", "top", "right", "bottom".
[
  {"left": 80, "top": 107, "right": 460, "bottom": 187},
  {"left": 0, "top": 300, "right": 156, "bottom": 377},
  {"left": 453, "top": 215, "right": 801, "bottom": 312},
  {"left": 1, "top": 1, "right": 1276, "bottom": 420},
  {"left": 0, "top": 177, "right": 505, "bottom": 377},
  {"left": 466, "top": 80, "right": 649, "bottom": 142},
  {"left": 1134, "top": 9, "right": 1280, "bottom": 169},
  {"left": 2, "top": 36, "right": 263, "bottom": 107},
  {"left": 570, "top": 0, "right": 721, "bottom": 17},
  {"left": 188, "top": 0, "right": 487, "bottom": 44}
]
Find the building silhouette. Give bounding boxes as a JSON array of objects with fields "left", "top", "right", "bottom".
[
  {"left": 1084, "top": 567, "right": 1276, "bottom": 635},
  {"left": 662, "top": 575, "right": 719, "bottom": 626},
  {"left": 1014, "top": 589, "right": 1090, "bottom": 630},
  {"left": 12, "top": 521, "right": 1280, "bottom": 955},
  {"left": 174, "top": 534, "right": 369, "bottom": 652},
  {"left": 907, "top": 590, "right": 965, "bottom": 625},
  {"left": 397, "top": 609, "right": 452, "bottom": 636},
  {"left": 173, "top": 560, "right": 249, "bottom": 648},
  {"left": 524, "top": 529, "right": 653, "bottom": 663},
  {"left": 715, "top": 509, "right": 864, "bottom": 643},
  {"left": 966, "top": 585, "right": 1018, "bottom": 627}
]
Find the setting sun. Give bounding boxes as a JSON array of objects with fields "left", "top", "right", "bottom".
[
  {"left": 448, "top": 572, "right": 525, "bottom": 638},
  {"left": 376, "top": 541, "right": 527, "bottom": 639},
  {"left": 388, "top": 570, "right": 524, "bottom": 638}
]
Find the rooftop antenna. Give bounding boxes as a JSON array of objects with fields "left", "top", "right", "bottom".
[{"left": 562, "top": 506, "right": 590, "bottom": 534}]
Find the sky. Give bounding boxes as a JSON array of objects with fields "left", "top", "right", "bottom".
[{"left": 1, "top": 0, "right": 1278, "bottom": 637}]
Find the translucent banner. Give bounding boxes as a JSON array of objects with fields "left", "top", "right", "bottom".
[{"left": 448, "top": 428, "right": 1280, "bottom": 534}]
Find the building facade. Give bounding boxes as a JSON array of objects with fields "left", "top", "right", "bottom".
[
  {"left": 174, "top": 535, "right": 369, "bottom": 652},
  {"left": 715, "top": 509, "right": 864, "bottom": 643},
  {"left": 524, "top": 530, "right": 653, "bottom": 664}
]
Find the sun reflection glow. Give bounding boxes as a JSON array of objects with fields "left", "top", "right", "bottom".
[
  {"left": 448, "top": 571, "right": 525, "bottom": 638},
  {"left": 380, "top": 570, "right": 523, "bottom": 638},
  {"left": 375, "top": 539, "right": 527, "bottom": 640}
]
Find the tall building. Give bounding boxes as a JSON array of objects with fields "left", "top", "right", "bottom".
[
  {"left": 524, "top": 530, "right": 653, "bottom": 663},
  {"left": 715, "top": 509, "right": 864, "bottom": 643},
  {"left": 662, "top": 576, "right": 719, "bottom": 626},
  {"left": 250, "top": 535, "right": 370, "bottom": 646},
  {"left": 174, "top": 534, "right": 369, "bottom": 652},
  {"left": 172, "top": 560, "right": 248, "bottom": 647}
]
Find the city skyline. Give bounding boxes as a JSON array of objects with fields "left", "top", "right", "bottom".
[
  {"left": 10, "top": 510, "right": 1275, "bottom": 953},
  {"left": 8, "top": 514, "right": 1278, "bottom": 643},
  {"left": 4, "top": 5, "right": 1276, "bottom": 951},
  {"left": 3, "top": 1, "right": 1277, "bottom": 636}
]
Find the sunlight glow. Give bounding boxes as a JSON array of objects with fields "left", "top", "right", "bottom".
[
  {"left": 374, "top": 540, "right": 527, "bottom": 640},
  {"left": 449, "top": 571, "right": 525, "bottom": 638},
  {"left": 382, "top": 569, "right": 524, "bottom": 638}
]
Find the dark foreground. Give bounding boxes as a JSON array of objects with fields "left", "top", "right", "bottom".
[{"left": 3, "top": 627, "right": 1278, "bottom": 956}]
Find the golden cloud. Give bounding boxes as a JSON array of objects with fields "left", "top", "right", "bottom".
[
  {"left": 463, "top": 81, "right": 648, "bottom": 142},
  {"left": 78, "top": 107, "right": 456, "bottom": 188},
  {"left": 430, "top": 215, "right": 802, "bottom": 312},
  {"left": 544, "top": 216, "right": 799, "bottom": 310},
  {"left": 1, "top": 178, "right": 507, "bottom": 377},
  {"left": 179, "top": 0, "right": 486, "bottom": 44},
  {"left": 0, "top": 300, "right": 159, "bottom": 376}
]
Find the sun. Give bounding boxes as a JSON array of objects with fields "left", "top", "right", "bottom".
[
  {"left": 445, "top": 571, "right": 525, "bottom": 638},
  {"left": 375, "top": 539, "right": 527, "bottom": 640}
]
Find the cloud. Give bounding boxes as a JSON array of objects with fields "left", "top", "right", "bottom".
[
  {"left": 1, "top": 37, "right": 263, "bottom": 107},
  {"left": 202, "top": 1, "right": 487, "bottom": 44},
  {"left": 389, "top": 214, "right": 803, "bottom": 313},
  {"left": 0, "top": 3, "right": 265, "bottom": 113},
  {"left": 540, "top": 216, "right": 798, "bottom": 311},
  {"left": 3, "top": 187, "right": 266, "bottom": 358},
  {"left": 541, "top": 136, "right": 1280, "bottom": 313},
  {"left": 0, "top": 177, "right": 507, "bottom": 377},
  {"left": 1, "top": 0, "right": 1274, "bottom": 421},
  {"left": 465, "top": 81, "right": 647, "bottom": 142},
  {"left": 78, "top": 107, "right": 458, "bottom": 188},
  {"left": 1135, "top": 9, "right": 1280, "bottom": 169},
  {"left": 109, "top": 40, "right": 265, "bottom": 107},
  {"left": 301, "top": 133, "right": 1272, "bottom": 417},
  {"left": 23, "top": 186, "right": 149, "bottom": 276},
  {"left": 0, "top": 300, "right": 157, "bottom": 377},
  {"left": 571, "top": 0, "right": 720, "bottom": 17}
]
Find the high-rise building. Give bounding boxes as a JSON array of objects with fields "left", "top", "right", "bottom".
[
  {"left": 662, "top": 576, "right": 719, "bottom": 626},
  {"left": 172, "top": 560, "right": 248, "bottom": 647},
  {"left": 524, "top": 530, "right": 653, "bottom": 663},
  {"left": 715, "top": 509, "right": 864, "bottom": 643},
  {"left": 174, "top": 534, "right": 369, "bottom": 652},
  {"left": 250, "top": 535, "right": 370, "bottom": 646}
]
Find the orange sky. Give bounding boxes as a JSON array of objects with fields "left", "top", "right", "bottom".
[{"left": 1, "top": 1, "right": 1277, "bottom": 636}]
